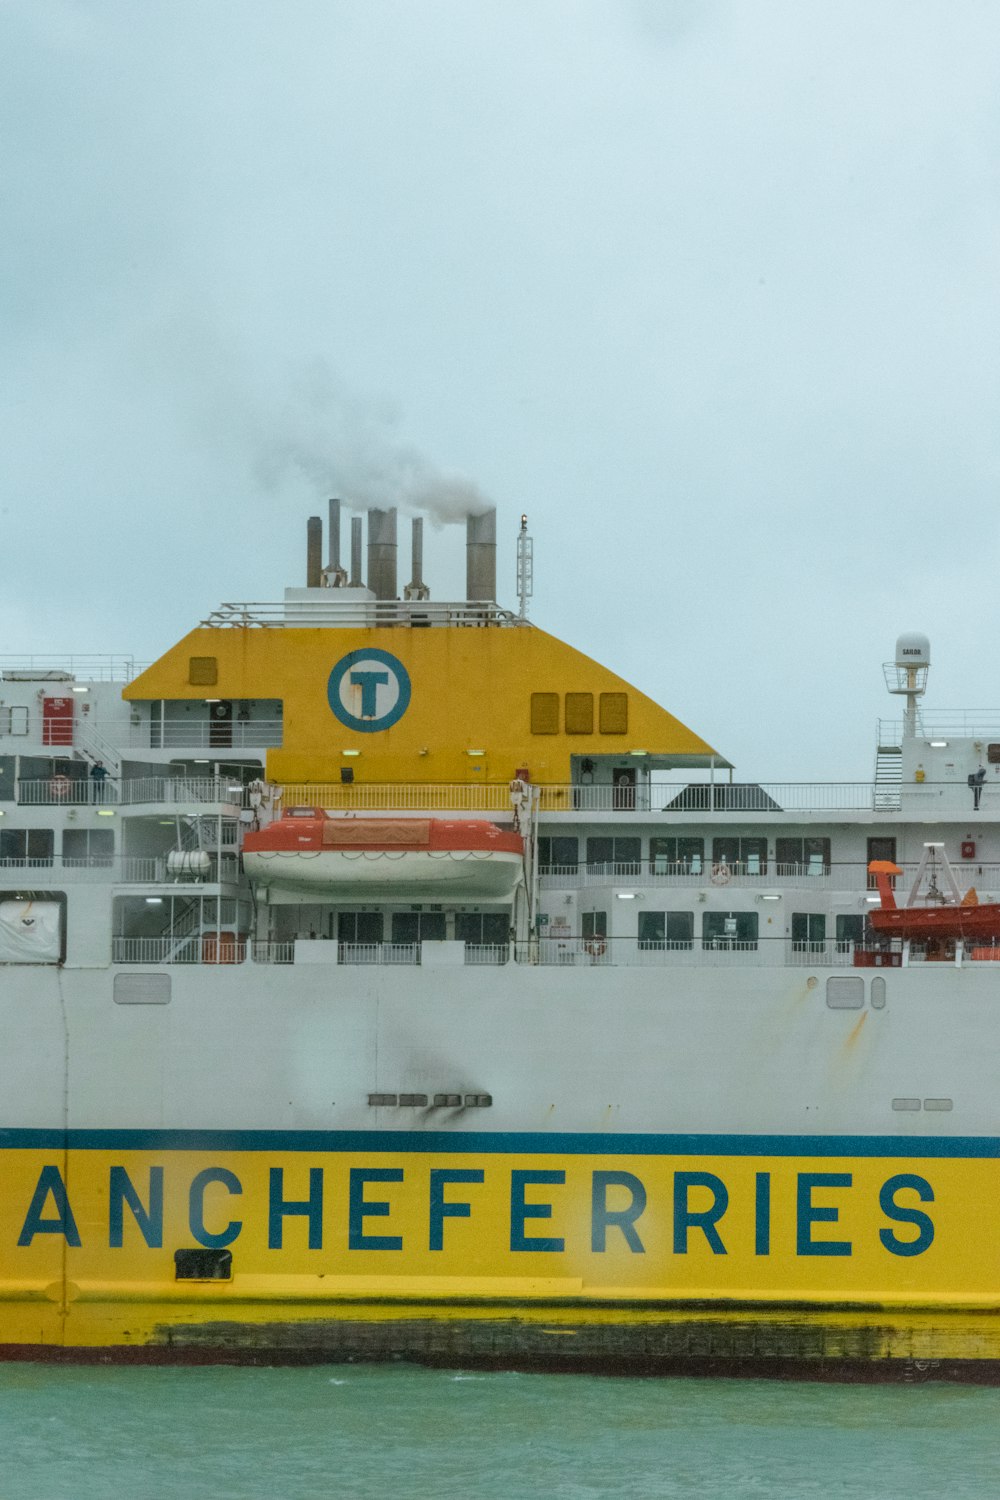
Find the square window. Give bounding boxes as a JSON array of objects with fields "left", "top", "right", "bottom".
[
  {"left": 188, "top": 656, "right": 218, "bottom": 686},
  {"left": 599, "top": 692, "right": 628, "bottom": 734},
  {"left": 530, "top": 693, "right": 559, "bottom": 734},
  {"left": 564, "top": 693, "right": 594, "bottom": 734}
]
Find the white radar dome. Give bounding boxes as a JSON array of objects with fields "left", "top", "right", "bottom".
[{"left": 895, "top": 632, "right": 930, "bottom": 669}]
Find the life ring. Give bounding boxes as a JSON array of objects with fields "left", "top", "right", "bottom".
[
  {"left": 49, "top": 774, "right": 71, "bottom": 800},
  {"left": 584, "top": 938, "right": 606, "bottom": 959},
  {"left": 710, "top": 863, "right": 732, "bottom": 886}
]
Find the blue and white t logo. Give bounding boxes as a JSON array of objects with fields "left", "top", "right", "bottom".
[{"left": 327, "top": 648, "right": 411, "bottom": 733}]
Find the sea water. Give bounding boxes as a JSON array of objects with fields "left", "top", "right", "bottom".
[{"left": 0, "top": 1365, "right": 998, "bottom": 1499}]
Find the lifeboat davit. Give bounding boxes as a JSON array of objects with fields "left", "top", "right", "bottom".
[{"left": 242, "top": 810, "right": 524, "bottom": 898}]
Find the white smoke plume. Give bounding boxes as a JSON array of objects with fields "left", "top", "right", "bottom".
[{"left": 252, "top": 360, "right": 493, "bottom": 525}]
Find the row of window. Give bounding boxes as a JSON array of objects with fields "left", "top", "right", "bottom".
[
  {"left": 578, "top": 910, "right": 865, "bottom": 950},
  {"left": 530, "top": 692, "right": 628, "bottom": 736},
  {"left": 337, "top": 912, "right": 509, "bottom": 946},
  {"left": 539, "top": 836, "right": 903, "bottom": 878},
  {"left": 539, "top": 835, "right": 835, "bottom": 874},
  {"left": 0, "top": 829, "right": 114, "bottom": 865}
]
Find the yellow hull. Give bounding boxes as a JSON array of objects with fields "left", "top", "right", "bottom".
[{"left": 4, "top": 1132, "right": 998, "bottom": 1375}]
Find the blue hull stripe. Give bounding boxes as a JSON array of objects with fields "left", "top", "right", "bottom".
[{"left": 0, "top": 1129, "right": 996, "bottom": 1158}]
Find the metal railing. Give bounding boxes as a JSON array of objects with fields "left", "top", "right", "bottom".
[
  {"left": 251, "top": 941, "right": 295, "bottom": 964},
  {"left": 112, "top": 935, "right": 246, "bottom": 964},
  {"left": 16, "top": 777, "right": 243, "bottom": 808},
  {"left": 879, "top": 713, "right": 1000, "bottom": 740},
  {"left": 200, "top": 600, "right": 520, "bottom": 629},
  {"left": 104, "top": 932, "right": 888, "bottom": 970},
  {"left": 152, "top": 720, "right": 283, "bottom": 750},
  {"left": 272, "top": 781, "right": 932, "bottom": 816},
  {"left": 0, "top": 655, "right": 143, "bottom": 682},
  {"left": 463, "top": 944, "right": 511, "bottom": 965},
  {"left": 338, "top": 942, "right": 421, "bottom": 966}
]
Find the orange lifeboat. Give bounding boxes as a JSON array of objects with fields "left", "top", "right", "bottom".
[
  {"left": 242, "top": 810, "right": 524, "bottom": 898},
  {"left": 867, "top": 859, "right": 1000, "bottom": 945}
]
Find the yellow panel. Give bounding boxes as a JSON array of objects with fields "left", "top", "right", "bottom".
[
  {"left": 564, "top": 692, "right": 594, "bottom": 735},
  {"left": 530, "top": 692, "right": 559, "bottom": 735},
  {"left": 1, "top": 1144, "right": 998, "bottom": 1361},
  {"left": 599, "top": 692, "right": 628, "bottom": 734},
  {"left": 126, "top": 624, "right": 723, "bottom": 785},
  {"left": 188, "top": 656, "right": 218, "bottom": 686}
]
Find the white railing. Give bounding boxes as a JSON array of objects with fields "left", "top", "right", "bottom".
[
  {"left": 251, "top": 941, "right": 295, "bottom": 965},
  {"left": 16, "top": 777, "right": 244, "bottom": 808},
  {"left": 105, "top": 933, "right": 888, "bottom": 970},
  {"left": 152, "top": 720, "right": 283, "bottom": 750},
  {"left": 519, "top": 937, "right": 864, "bottom": 968},
  {"left": 879, "top": 713, "right": 1000, "bottom": 740},
  {"left": 0, "top": 655, "right": 143, "bottom": 682},
  {"left": 17, "top": 779, "right": 117, "bottom": 806},
  {"left": 200, "top": 600, "right": 520, "bottom": 629},
  {"left": 338, "top": 943, "right": 421, "bottom": 966},
  {"left": 536, "top": 861, "right": 1000, "bottom": 896},
  {"left": 277, "top": 783, "right": 516, "bottom": 813},
  {"left": 112, "top": 935, "right": 245, "bottom": 964},
  {"left": 464, "top": 944, "right": 510, "bottom": 966},
  {"left": 272, "top": 781, "right": 927, "bottom": 815}
]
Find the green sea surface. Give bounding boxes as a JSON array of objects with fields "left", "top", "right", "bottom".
[{"left": 0, "top": 1364, "right": 997, "bottom": 1499}]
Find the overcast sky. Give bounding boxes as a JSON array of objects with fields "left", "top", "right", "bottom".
[{"left": 2, "top": 0, "right": 999, "bottom": 780}]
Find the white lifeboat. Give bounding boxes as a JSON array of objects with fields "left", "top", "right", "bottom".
[{"left": 242, "top": 810, "right": 524, "bottom": 898}]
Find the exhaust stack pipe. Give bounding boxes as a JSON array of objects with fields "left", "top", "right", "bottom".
[
  {"left": 367, "top": 507, "right": 398, "bottom": 600},
  {"left": 306, "top": 515, "right": 323, "bottom": 588},
  {"left": 349, "top": 516, "right": 363, "bottom": 587},
  {"left": 325, "top": 498, "right": 348, "bottom": 586},
  {"left": 466, "top": 508, "right": 497, "bottom": 602},
  {"left": 404, "top": 517, "right": 430, "bottom": 600}
]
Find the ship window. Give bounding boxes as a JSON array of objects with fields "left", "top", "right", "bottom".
[
  {"left": 530, "top": 693, "right": 559, "bottom": 735},
  {"left": 586, "top": 837, "right": 641, "bottom": 874},
  {"left": 650, "top": 837, "right": 704, "bottom": 874},
  {"left": 870, "top": 976, "right": 887, "bottom": 1009},
  {"left": 892, "top": 1098, "right": 921, "bottom": 1111},
  {"left": 564, "top": 693, "right": 594, "bottom": 735},
  {"left": 867, "top": 837, "right": 897, "bottom": 889},
  {"left": 639, "top": 911, "right": 694, "bottom": 949},
  {"left": 923, "top": 1098, "right": 953, "bottom": 1111},
  {"left": 703, "top": 911, "right": 758, "bottom": 948},
  {"left": 826, "top": 976, "right": 864, "bottom": 1009},
  {"left": 0, "top": 707, "right": 29, "bottom": 737},
  {"left": 339, "top": 911, "right": 383, "bottom": 944},
  {"left": 582, "top": 910, "right": 607, "bottom": 940},
  {"left": 0, "top": 828, "right": 54, "bottom": 867},
  {"left": 836, "top": 914, "right": 864, "bottom": 952},
  {"left": 776, "top": 837, "right": 830, "bottom": 874},
  {"left": 538, "top": 836, "right": 579, "bottom": 873},
  {"left": 188, "top": 656, "right": 218, "bottom": 686},
  {"left": 792, "top": 913, "right": 826, "bottom": 952},
  {"left": 599, "top": 692, "right": 628, "bottom": 734},
  {"left": 455, "top": 912, "right": 509, "bottom": 946},
  {"left": 62, "top": 828, "right": 114, "bottom": 867},
  {"left": 711, "top": 837, "right": 767, "bottom": 874},
  {"left": 392, "top": 912, "right": 446, "bottom": 944}
]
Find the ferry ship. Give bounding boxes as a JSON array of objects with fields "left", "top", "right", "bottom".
[{"left": 1, "top": 500, "right": 998, "bottom": 1380}]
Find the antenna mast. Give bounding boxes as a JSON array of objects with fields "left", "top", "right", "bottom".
[{"left": 516, "top": 513, "right": 533, "bottom": 621}]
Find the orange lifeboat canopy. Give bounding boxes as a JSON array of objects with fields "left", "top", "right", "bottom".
[{"left": 242, "top": 811, "right": 524, "bottom": 898}]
